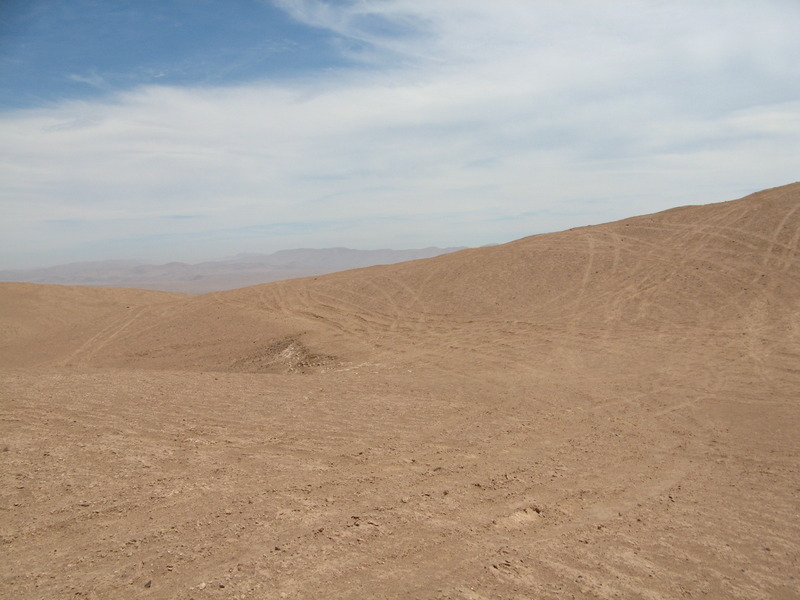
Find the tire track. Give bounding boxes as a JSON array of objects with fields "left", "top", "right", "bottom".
[{"left": 59, "top": 306, "right": 148, "bottom": 367}]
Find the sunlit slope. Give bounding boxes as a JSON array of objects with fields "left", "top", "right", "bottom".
[
  {"left": 242, "top": 182, "right": 799, "bottom": 327},
  {"left": 0, "top": 283, "right": 186, "bottom": 368},
  {"left": 1, "top": 182, "right": 797, "bottom": 372},
  {"left": 0, "top": 280, "right": 330, "bottom": 371},
  {"left": 216, "top": 182, "right": 799, "bottom": 371}
]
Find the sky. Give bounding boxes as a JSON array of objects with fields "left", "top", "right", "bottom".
[{"left": 1, "top": 0, "right": 799, "bottom": 269}]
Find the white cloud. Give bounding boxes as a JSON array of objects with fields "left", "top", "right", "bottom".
[
  {"left": 1, "top": 0, "right": 799, "bottom": 267},
  {"left": 67, "top": 71, "right": 107, "bottom": 88}
]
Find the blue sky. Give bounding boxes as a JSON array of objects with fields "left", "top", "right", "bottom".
[{"left": 1, "top": 0, "right": 799, "bottom": 269}]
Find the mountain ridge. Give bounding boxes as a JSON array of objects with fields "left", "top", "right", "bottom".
[{"left": 0, "top": 246, "right": 466, "bottom": 294}]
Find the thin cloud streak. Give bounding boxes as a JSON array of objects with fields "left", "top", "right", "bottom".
[{"left": 1, "top": 1, "right": 799, "bottom": 268}]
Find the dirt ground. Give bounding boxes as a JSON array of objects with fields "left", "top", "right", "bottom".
[{"left": 2, "top": 183, "right": 799, "bottom": 599}]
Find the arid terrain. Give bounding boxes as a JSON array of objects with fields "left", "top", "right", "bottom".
[{"left": 1, "top": 183, "right": 799, "bottom": 599}]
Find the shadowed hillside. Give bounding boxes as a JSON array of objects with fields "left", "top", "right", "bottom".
[{"left": 1, "top": 183, "right": 798, "bottom": 600}]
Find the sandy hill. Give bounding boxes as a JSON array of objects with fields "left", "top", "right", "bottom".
[
  {"left": 3, "top": 182, "right": 798, "bottom": 374},
  {"left": 1, "top": 182, "right": 798, "bottom": 599}
]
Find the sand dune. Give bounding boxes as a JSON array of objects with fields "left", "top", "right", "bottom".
[{"left": 1, "top": 183, "right": 799, "bottom": 599}]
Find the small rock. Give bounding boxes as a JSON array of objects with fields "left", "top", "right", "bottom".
[{"left": 144, "top": 580, "right": 152, "bottom": 588}]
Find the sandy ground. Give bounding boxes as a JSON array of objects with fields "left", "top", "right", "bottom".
[{"left": 1, "top": 183, "right": 799, "bottom": 599}]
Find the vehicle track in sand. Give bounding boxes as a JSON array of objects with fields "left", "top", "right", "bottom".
[{"left": 60, "top": 306, "right": 150, "bottom": 367}]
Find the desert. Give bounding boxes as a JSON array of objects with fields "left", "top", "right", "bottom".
[{"left": 1, "top": 183, "right": 799, "bottom": 599}]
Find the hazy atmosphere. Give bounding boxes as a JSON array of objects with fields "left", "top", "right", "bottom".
[{"left": 1, "top": 0, "right": 799, "bottom": 268}]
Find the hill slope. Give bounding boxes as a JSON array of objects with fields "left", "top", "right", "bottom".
[
  {"left": 4, "top": 183, "right": 797, "bottom": 374},
  {"left": 1, "top": 183, "right": 798, "bottom": 600}
]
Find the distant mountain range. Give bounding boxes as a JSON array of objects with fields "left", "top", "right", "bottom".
[{"left": 0, "top": 247, "right": 466, "bottom": 294}]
